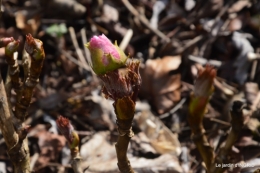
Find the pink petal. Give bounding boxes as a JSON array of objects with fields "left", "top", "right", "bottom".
[{"left": 89, "top": 34, "right": 120, "bottom": 61}]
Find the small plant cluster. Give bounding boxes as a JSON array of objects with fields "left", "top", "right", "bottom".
[
  {"left": 57, "top": 34, "right": 141, "bottom": 173},
  {"left": 0, "top": 32, "right": 142, "bottom": 173},
  {"left": 0, "top": 33, "right": 249, "bottom": 173},
  {"left": 85, "top": 34, "right": 141, "bottom": 172},
  {"left": 0, "top": 34, "right": 45, "bottom": 173},
  {"left": 56, "top": 35, "right": 141, "bottom": 173},
  {"left": 188, "top": 65, "right": 245, "bottom": 173}
]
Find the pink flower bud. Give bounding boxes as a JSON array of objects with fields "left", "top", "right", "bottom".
[{"left": 85, "top": 34, "right": 128, "bottom": 75}]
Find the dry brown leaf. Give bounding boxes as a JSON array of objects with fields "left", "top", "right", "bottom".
[
  {"left": 140, "top": 56, "right": 182, "bottom": 114},
  {"left": 28, "top": 124, "right": 66, "bottom": 171},
  {"left": 15, "top": 10, "right": 41, "bottom": 35},
  {"left": 81, "top": 131, "right": 183, "bottom": 173},
  {"left": 135, "top": 110, "right": 181, "bottom": 155},
  {"left": 70, "top": 96, "right": 115, "bottom": 130}
]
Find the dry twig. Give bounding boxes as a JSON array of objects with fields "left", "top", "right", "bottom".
[
  {"left": 69, "top": 27, "right": 90, "bottom": 72},
  {"left": 0, "top": 34, "right": 45, "bottom": 173},
  {"left": 213, "top": 101, "right": 245, "bottom": 173},
  {"left": 121, "top": 0, "right": 170, "bottom": 42}
]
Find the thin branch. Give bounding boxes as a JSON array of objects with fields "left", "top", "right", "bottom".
[
  {"left": 159, "top": 98, "right": 186, "bottom": 119},
  {"left": 61, "top": 49, "right": 90, "bottom": 70},
  {"left": 119, "top": 29, "right": 133, "bottom": 51},
  {"left": 69, "top": 27, "right": 91, "bottom": 72},
  {"left": 80, "top": 28, "right": 101, "bottom": 83},
  {"left": 121, "top": 0, "right": 170, "bottom": 42},
  {"left": 213, "top": 101, "right": 245, "bottom": 173},
  {"left": 0, "top": 71, "right": 31, "bottom": 173},
  {"left": 5, "top": 67, "right": 12, "bottom": 102},
  {"left": 80, "top": 28, "right": 93, "bottom": 69},
  {"left": 0, "top": 72, "right": 18, "bottom": 149}
]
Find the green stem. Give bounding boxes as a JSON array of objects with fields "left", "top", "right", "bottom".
[
  {"left": 71, "top": 147, "right": 83, "bottom": 173},
  {"left": 115, "top": 119, "right": 135, "bottom": 173},
  {"left": 213, "top": 101, "right": 244, "bottom": 173},
  {"left": 188, "top": 95, "right": 215, "bottom": 171}
]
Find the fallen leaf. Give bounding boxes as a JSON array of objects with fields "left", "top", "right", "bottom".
[
  {"left": 28, "top": 124, "right": 66, "bottom": 171},
  {"left": 135, "top": 110, "right": 181, "bottom": 155},
  {"left": 140, "top": 56, "right": 182, "bottom": 114}
]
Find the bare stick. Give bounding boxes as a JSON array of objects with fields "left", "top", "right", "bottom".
[
  {"left": 5, "top": 67, "right": 12, "bottom": 102},
  {"left": 61, "top": 49, "right": 90, "bottom": 70},
  {"left": 80, "top": 28, "right": 93, "bottom": 68},
  {"left": 121, "top": 0, "right": 170, "bottom": 42},
  {"left": 80, "top": 27, "right": 98, "bottom": 82},
  {"left": 0, "top": 71, "right": 31, "bottom": 173},
  {"left": 1, "top": 37, "right": 33, "bottom": 173},
  {"left": 69, "top": 27, "right": 90, "bottom": 72},
  {"left": 119, "top": 29, "right": 133, "bottom": 51},
  {"left": 0, "top": 73, "right": 18, "bottom": 149},
  {"left": 213, "top": 101, "right": 244, "bottom": 173}
]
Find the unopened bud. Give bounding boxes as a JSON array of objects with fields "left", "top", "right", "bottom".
[
  {"left": 25, "top": 34, "right": 45, "bottom": 60},
  {"left": 85, "top": 34, "right": 128, "bottom": 75},
  {"left": 56, "top": 116, "right": 79, "bottom": 149},
  {"left": 5, "top": 40, "right": 20, "bottom": 58}
]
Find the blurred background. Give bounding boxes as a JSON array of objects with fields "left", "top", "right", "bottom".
[{"left": 0, "top": 0, "right": 260, "bottom": 172}]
